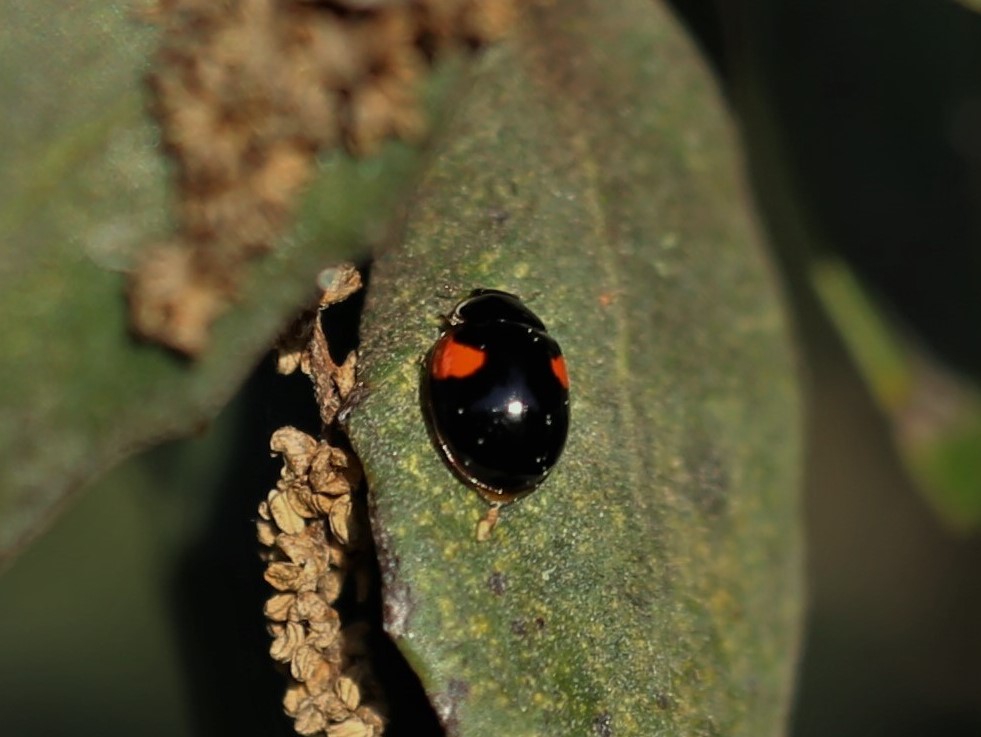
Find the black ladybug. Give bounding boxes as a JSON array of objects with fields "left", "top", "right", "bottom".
[{"left": 422, "top": 289, "right": 570, "bottom": 504}]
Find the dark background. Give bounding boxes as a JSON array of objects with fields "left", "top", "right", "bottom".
[{"left": 673, "top": 1, "right": 981, "bottom": 734}]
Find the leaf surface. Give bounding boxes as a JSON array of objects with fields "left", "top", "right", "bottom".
[{"left": 349, "top": 1, "right": 803, "bottom": 735}]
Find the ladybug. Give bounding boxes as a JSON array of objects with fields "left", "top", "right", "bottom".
[{"left": 422, "top": 289, "right": 570, "bottom": 504}]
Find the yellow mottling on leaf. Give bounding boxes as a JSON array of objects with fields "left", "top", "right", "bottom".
[{"left": 470, "top": 615, "right": 491, "bottom": 637}]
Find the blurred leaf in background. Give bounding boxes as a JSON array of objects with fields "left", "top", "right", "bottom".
[
  {"left": 813, "top": 258, "right": 981, "bottom": 531},
  {"left": 0, "top": 0, "right": 460, "bottom": 563},
  {"left": 684, "top": 0, "right": 981, "bottom": 734},
  {"left": 0, "top": 361, "right": 331, "bottom": 737}
]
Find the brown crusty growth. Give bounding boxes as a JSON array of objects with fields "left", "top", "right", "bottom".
[{"left": 129, "top": 0, "right": 515, "bottom": 355}]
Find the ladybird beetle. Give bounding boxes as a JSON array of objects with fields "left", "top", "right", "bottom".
[{"left": 422, "top": 289, "right": 570, "bottom": 504}]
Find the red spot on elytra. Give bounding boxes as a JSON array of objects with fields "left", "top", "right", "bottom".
[
  {"left": 550, "top": 355, "right": 569, "bottom": 389},
  {"left": 432, "top": 337, "right": 486, "bottom": 379}
]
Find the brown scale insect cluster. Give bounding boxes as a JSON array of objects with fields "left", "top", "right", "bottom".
[
  {"left": 258, "top": 265, "right": 384, "bottom": 736},
  {"left": 259, "top": 427, "right": 380, "bottom": 737},
  {"left": 129, "top": 0, "right": 515, "bottom": 355}
]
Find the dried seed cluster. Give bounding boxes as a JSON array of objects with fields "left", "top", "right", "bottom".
[
  {"left": 129, "top": 0, "right": 515, "bottom": 354},
  {"left": 259, "top": 265, "right": 385, "bottom": 736},
  {"left": 259, "top": 426, "right": 382, "bottom": 737}
]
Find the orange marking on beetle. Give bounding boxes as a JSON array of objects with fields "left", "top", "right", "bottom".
[
  {"left": 550, "top": 355, "right": 570, "bottom": 389},
  {"left": 432, "top": 336, "right": 486, "bottom": 379}
]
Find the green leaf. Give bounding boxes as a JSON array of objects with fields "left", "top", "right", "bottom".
[
  {"left": 813, "top": 257, "right": 981, "bottom": 530},
  {"left": 348, "top": 1, "right": 803, "bottom": 735},
  {"left": 0, "top": 387, "right": 280, "bottom": 735},
  {"left": 0, "top": 0, "right": 458, "bottom": 562}
]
